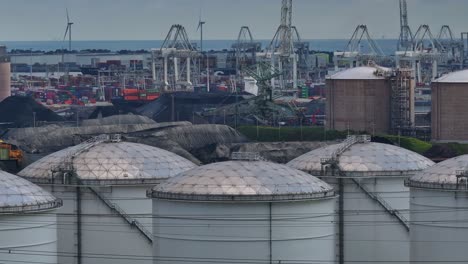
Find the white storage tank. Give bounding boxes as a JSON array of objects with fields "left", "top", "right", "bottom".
[
  {"left": 287, "top": 135, "right": 434, "bottom": 264},
  {"left": 18, "top": 135, "right": 197, "bottom": 264},
  {"left": 148, "top": 157, "right": 337, "bottom": 264},
  {"left": 0, "top": 170, "right": 62, "bottom": 264},
  {"left": 406, "top": 155, "right": 468, "bottom": 264}
]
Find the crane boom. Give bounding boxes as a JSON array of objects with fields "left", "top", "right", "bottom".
[{"left": 398, "top": 0, "right": 413, "bottom": 50}]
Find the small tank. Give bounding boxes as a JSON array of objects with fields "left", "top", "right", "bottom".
[
  {"left": 0, "top": 46, "right": 11, "bottom": 102},
  {"left": 406, "top": 155, "right": 468, "bottom": 263},
  {"left": 0, "top": 170, "right": 61, "bottom": 264}
]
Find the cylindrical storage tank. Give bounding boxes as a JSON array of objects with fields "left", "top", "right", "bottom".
[
  {"left": 149, "top": 160, "right": 337, "bottom": 264},
  {"left": 326, "top": 66, "right": 391, "bottom": 134},
  {"left": 432, "top": 70, "right": 468, "bottom": 142},
  {"left": 18, "top": 136, "right": 197, "bottom": 264},
  {"left": 288, "top": 136, "right": 434, "bottom": 264},
  {"left": 0, "top": 46, "right": 11, "bottom": 102},
  {"left": 406, "top": 155, "right": 468, "bottom": 264},
  {"left": 0, "top": 170, "right": 62, "bottom": 264}
]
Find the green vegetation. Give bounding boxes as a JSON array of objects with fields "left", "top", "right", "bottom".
[
  {"left": 441, "top": 143, "right": 468, "bottom": 156},
  {"left": 238, "top": 126, "right": 349, "bottom": 142},
  {"left": 237, "top": 126, "right": 468, "bottom": 159},
  {"left": 379, "top": 135, "right": 432, "bottom": 155}
]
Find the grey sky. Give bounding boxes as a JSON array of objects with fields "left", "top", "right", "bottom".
[{"left": 0, "top": 0, "right": 467, "bottom": 41}]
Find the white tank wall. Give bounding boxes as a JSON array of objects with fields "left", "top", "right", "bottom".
[
  {"left": 0, "top": 213, "right": 58, "bottom": 264},
  {"left": 326, "top": 177, "right": 410, "bottom": 264},
  {"left": 410, "top": 188, "right": 468, "bottom": 264},
  {"left": 153, "top": 198, "right": 336, "bottom": 264},
  {"left": 44, "top": 184, "right": 153, "bottom": 264}
]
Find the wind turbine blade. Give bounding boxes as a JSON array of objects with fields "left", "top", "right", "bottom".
[
  {"left": 63, "top": 26, "right": 69, "bottom": 41},
  {"left": 66, "top": 8, "right": 70, "bottom": 23}
]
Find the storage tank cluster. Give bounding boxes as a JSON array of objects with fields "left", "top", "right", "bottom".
[
  {"left": 0, "top": 170, "right": 62, "bottom": 264},
  {"left": 326, "top": 66, "right": 392, "bottom": 134},
  {"left": 0, "top": 45, "right": 11, "bottom": 102},
  {"left": 406, "top": 155, "right": 468, "bottom": 264},
  {"left": 431, "top": 69, "right": 468, "bottom": 142},
  {"left": 148, "top": 157, "right": 337, "bottom": 264},
  {"left": 18, "top": 134, "right": 197, "bottom": 264},
  {"left": 288, "top": 135, "right": 434, "bottom": 264},
  {"left": 8, "top": 133, "right": 468, "bottom": 264}
]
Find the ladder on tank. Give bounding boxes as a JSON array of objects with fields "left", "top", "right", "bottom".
[
  {"left": 89, "top": 187, "right": 153, "bottom": 243},
  {"left": 50, "top": 134, "right": 153, "bottom": 243},
  {"left": 351, "top": 179, "right": 409, "bottom": 231},
  {"left": 321, "top": 135, "right": 410, "bottom": 232}
]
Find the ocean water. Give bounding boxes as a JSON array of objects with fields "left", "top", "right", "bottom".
[{"left": 2, "top": 39, "right": 399, "bottom": 55}]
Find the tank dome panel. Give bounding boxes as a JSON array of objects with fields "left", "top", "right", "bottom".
[
  {"left": 288, "top": 142, "right": 434, "bottom": 175},
  {"left": 408, "top": 155, "right": 468, "bottom": 190},
  {"left": 18, "top": 141, "right": 197, "bottom": 184},
  {"left": 0, "top": 170, "right": 60, "bottom": 213},
  {"left": 152, "top": 161, "right": 335, "bottom": 201}
]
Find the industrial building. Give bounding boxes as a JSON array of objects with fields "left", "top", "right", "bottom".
[
  {"left": 406, "top": 155, "right": 468, "bottom": 264},
  {"left": 326, "top": 65, "right": 415, "bottom": 135},
  {"left": 0, "top": 46, "right": 11, "bottom": 102},
  {"left": 326, "top": 66, "right": 392, "bottom": 134},
  {"left": 18, "top": 135, "right": 197, "bottom": 264},
  {"left": 0, "top": 170, "right": 62, "bottom": 264},
  {"left": 149, "top": 155, "right": 337, "bottom": 264},
  {"left": 287, "top": 135, "right": 434, "bottom": 264},
  {"left": 432, "top": 69, "right": 468, "bottom": 142}
]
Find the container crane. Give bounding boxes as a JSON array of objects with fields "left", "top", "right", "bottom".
[
  {"left": 152, "top": 25, "right": 200, "bottom": 92},
  {"left": 334, "top": 25, "right": 385, "bottom": 70},
  {"left": 437, "top": 25, "right": 464, "bottom": 70},
  {"left": 398, "top": 0, "right": 413, "bottom": 51}
]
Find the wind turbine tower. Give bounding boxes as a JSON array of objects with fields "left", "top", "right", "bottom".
[{"left": 64, "top": 9, "right": 74, "bottom": 52}]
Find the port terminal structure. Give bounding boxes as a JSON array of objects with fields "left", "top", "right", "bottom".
[{"left": 151, "top": 25, "right": 200, "bottom": 92}]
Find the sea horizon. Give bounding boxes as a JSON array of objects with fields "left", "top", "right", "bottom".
[{"left": 1, "top": 39, "right": 400, "bottom": 55}]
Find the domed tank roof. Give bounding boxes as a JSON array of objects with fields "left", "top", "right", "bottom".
[
  {"left": 328, "top": 66, "right": 389, "bottom": 80},
  {"left": 150, "top": 160, "right": 335, "bottom": 202},
  {"left": 433, "top": 69, "right": 468, "bottom": 83},
  {"left": 407, "top": 155, "right": 468, "bottom": 190},
  {"left": 287, "top": 141, "right": 434, "bottom": 176},
  {"left": 0, "top": 170, "right": 61, "bottom": 214},
  {"left": 18, "top": 138, "right": 197, "bottom": 185}
]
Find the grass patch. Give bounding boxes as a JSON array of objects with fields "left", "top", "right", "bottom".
[
  {"left": 238, "top": 126, "right": 349, "bottom": 142},
  {"left": 379, "top": 135, "right": 432, "bottom": 154}
]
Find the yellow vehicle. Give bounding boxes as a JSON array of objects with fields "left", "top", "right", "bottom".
[{"left": 0, "top": 140, "right": 24, "bottom": 167}]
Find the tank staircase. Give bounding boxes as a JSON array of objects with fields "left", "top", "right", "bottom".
[
  {"left": 89, "top": 188, "right": 153, "bottom": 243},
  {"left": 351, "top": 179, "right": 410, "bottom": 231},
  {"left": 49, "top": 134, "right": 153, "bottom": 243},
  {"left": 390, "top": 69, "right": 412, "bottom": 134},
  {"left": 321, "top": 135, "right": 409, "bottom": 233}
]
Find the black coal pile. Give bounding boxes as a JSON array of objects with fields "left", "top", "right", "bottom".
[
  {"left": 88, "top": 105, "right": 137, "bottom": 119},
  {"left": 0, "top": 96, "right": 64, "bottom": 127},
  {"left": 137, "top": 92, "right": 248, "bottom": 123}
]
